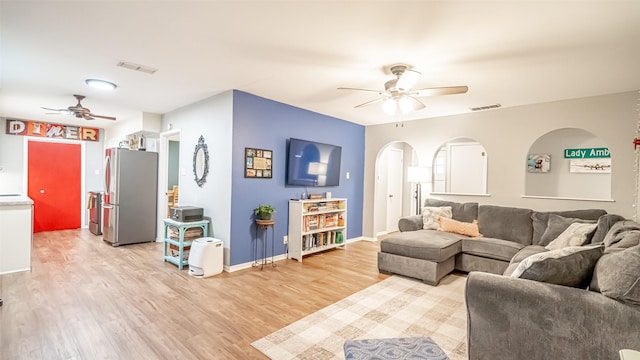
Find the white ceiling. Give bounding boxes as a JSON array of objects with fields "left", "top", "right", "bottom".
[{"left": 1, "top": 1, "right": 639, "bottom": 129}]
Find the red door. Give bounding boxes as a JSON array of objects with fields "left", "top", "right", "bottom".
[{"left": 28, "top": 141, "right": 81, "bottom": 232}]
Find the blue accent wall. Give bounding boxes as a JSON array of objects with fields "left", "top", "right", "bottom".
[{"left": 230, "top": 90, "right": 365, "bottom": 266}]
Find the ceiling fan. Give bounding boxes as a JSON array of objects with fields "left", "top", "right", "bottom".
[
  {"left": 338, "top": 64, "right": 468, "bottom": 116},
  {"left": 42, "top": 94, "right": 116, "bottom": 120}
]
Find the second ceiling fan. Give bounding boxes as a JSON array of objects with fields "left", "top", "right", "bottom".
[
  {"left": 42, "top": 94, "right": 116, "bottom": 120},
  {"left": 338, "top": 64, "right": 468, "bottom": 116}
]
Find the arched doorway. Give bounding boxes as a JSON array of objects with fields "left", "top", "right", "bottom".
[{"left": 373, "top": 141, "right": 418, "bottom": 236}]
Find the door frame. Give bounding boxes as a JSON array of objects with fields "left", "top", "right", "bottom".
[
  {"left": 23, "top": 137, "right": 86, "bottom": 229},
  {"left": 157, "top": 128, "right": 181, "bottom": 242},
  {"left": 385, "top": 148, "right": 403, "bottom": 233}
]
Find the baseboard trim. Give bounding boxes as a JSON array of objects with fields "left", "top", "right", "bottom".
[{"left": 223, "top": 236, "right": 374, "bottom": 272}]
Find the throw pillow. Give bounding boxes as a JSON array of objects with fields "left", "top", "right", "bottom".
[
  {"left": 437, "top": 217, "right": 482, "bottom": 237},
  {"left": 421, "top": 206, "right": 452, "bottom": 230},
  {"left": 545, "top": 222, "right": 598, "bottom": 250},
  {"left": 503, "top": 246, "right": 548, "bottom": 276},
  {"left": 510, "top": 244, "right": 604, "bottom": 288},
  {"left": 539, "top": 214, "right": 596, "bottom": 246},
  {"left": 590, "top": 244, "right": 640, "bottom": 305}
]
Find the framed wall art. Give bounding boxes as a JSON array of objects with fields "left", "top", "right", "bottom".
[
  {"left": 569, "top": 158, "right": 611, "bottom": 173},
  {"left": 245, "top": 147, "right": 272, "bottom": 178},
  {"left": 527, "top": 154, "right": 551, "bottom": 173}
]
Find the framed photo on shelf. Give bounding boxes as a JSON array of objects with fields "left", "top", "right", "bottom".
[
  {"left": 245, "top": 147, "right": 272, "bottom": 178},
  {"left": 527, "top": 154, "right": 551, "bottom": 173}
]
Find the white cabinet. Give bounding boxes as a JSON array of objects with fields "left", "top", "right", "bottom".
[
  {"left": 0, "top": 195, "right": 34, "bottom": 275},
  {"left": 288, "top": 198, "right": 346, "bottom": 262}
]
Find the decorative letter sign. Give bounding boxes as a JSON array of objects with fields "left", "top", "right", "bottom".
[{"left": 5, "top": 119, "right": 99, "bottom": 141}]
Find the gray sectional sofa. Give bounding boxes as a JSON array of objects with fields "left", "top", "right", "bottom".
[
  {"left": 378, "top": 199, "right": 640, "bottom": 359},
  {"left": 378, "top": 199, "right": 609, "bottom": 284}
]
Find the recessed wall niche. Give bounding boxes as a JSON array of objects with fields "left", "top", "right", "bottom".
[
  {"left": 524, "top": 128, "right": 612, "bottom": 200},
  {"left": 432, "top": 138, "right": 488, "bottom": 195}
]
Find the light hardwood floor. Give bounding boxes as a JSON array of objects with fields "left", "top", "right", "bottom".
[{"left": 0, "top": 229, "right": 388, "bottom": 359}]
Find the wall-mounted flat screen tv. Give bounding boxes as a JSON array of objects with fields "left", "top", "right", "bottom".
[{"left": 286, "top": 138, "right": 342, "bottom": 187}]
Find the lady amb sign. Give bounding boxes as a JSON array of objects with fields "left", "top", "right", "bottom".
[
  {"left": 5, "top": 119, "right": 99, "bottom": 141},
  {"left": 563, "top": 148, "right": 610, "bottom": 159}
]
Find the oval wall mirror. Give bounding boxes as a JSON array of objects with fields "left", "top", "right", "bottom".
[
  {"left": 193, "top": 135, "right": 209, "bottom": 187},
  {"left": 432, "top": 138, "right": 488, "bottom": 195}
]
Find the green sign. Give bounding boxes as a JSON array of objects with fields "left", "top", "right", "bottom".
[{"left": 563, "top": 147, "right": 610, "bottom": 159}]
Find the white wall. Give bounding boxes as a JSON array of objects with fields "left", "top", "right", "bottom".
[
  {"left": 363, "top": 91, "right": 639, "bottom": 237},
  {"left": 161, "top": 91, "right": 234, "bottom": 265},
  {"left": 0, "top": 126, "right": 25, "bottom": 193}
]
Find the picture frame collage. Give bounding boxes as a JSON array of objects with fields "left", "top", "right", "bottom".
[{"left": 245, "top": 147, "right": 272, "bottom": 178}]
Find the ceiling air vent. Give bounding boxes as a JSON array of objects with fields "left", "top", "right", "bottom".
[
  {"left": 470, "top": 103, "right": 501, "bottom": 111},
  {"left": 117, "top": 60, "right": 158, "bottom": 74}
]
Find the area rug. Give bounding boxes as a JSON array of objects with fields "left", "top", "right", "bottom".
[{"left": 251, "top": 274, "right": 468, "bottom": 360}]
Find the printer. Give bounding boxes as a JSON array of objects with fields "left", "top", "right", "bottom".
[{"left": 170, "top": 206, "right": 204, "bottom": 222}]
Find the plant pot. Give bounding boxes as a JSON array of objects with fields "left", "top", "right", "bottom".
[{"left": 257, "top": 213, "right": 272, "bottom": 220}]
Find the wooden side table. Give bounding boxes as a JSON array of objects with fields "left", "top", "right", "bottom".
[
  {"left": 254, "top": 219, "right": 276, "bottom": 270},
  {"left": 163, "top": 218, "right": 209, "bottom": 270}
]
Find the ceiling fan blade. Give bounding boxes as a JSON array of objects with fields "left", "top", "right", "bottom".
[
  {"left": 412, "top": 86, "right": 469, "bottom": 97},
  {"left": 407, "top": 96, "right": 426, "bottom": 111},
  {"left": 354, "top": 98, "right": 384, "bottom": 108},
  {"left": 89, "top": 113, "right": 116, "bottom": 121},
  {"left": 338, "top": 87, "right": 385, "bottom": 95},
  {"left": 41, "top": 107, "right": 65, "bottom": 112},
  {"left": 396, "top": 69, "right": 421, "bottom": 91}
]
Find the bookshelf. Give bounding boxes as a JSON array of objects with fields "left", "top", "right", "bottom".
[{"left": 288, "top": 198, "right": 347, "bottom": 262}]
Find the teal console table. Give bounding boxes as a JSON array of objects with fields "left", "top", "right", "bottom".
[{"left": 163, "top": 218, "right": 209, "bottom": 270}]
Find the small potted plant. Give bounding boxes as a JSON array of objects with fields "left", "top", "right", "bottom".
[{"left": 253, "top": 204, "right": 275, "bottom": 220}]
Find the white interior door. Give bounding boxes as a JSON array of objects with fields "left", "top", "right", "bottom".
[
  {"left": 386, "top": 148, "right": 403, "bottom": 232},
  {"left": 448, "top": 143, "right": 487, "bottom": 194}
]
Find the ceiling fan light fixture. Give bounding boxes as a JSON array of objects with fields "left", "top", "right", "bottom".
[
  {"left": 398, "top": 97, "right": 414, "bottom": 114},
  {"left": 382, "top": 98, "right": 397, "bottom": 116},
  {"left": 85, "top": 79, "right": 117, "bottom": 91}
]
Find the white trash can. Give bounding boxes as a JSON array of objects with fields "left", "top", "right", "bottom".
[{"left": 188, "top": 237, "right": 223, "bottom": 278}]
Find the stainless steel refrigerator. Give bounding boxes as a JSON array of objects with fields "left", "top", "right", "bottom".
[{"left": 103, "top": 148, "right": 158, "bottom": 246}]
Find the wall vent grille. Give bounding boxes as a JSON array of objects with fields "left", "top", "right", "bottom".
[
  {"left": 117, "top": 60, "right": 158, "bottom": 74},
  {"left": 470, "top": 103, "right": 501, "bottom": 111}
]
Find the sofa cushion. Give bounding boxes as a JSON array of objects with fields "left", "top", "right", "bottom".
[
  {"left": 539, "top": 214, "right": 596, "bottom": 246},
  {"left": 545, "top": 222, "right": 598, "bottom": 250},
  {"left": 461, "top": 237, "right": 525, "bottom": 262},
  {"left": 438, "top": 217, "right": 482, "bottom": 237},
  {"left": 478, "top": 205, "right": 533, "bottom": 245},
  {"left": 510, "top": 244, "right": 604, "bottom": 288},
  {"left": 421, "top": 206, "right": 452, "bottom": 230},
  {"left": 603, "top": 220, "right": 640, "bottom": 249},
  {"left": 531, "top": 209, "right": 607, "bottom": 246},
  {"left": 591, "top": 214, "right": 626, "bottom": 244},
  {"left": 589, "top": 244, "right": 640, "bottom": 305},
  {"left": 380, "top": 230, "right": 462, "bottom": 262},
  {"left": 398, "top": 215, "right": 423, "bottom": 232},
  {"left": 424, "top": 199, "right": 478, "bottom": 223}
]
